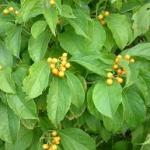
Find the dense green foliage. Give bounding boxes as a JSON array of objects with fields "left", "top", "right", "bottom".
[{"left": 0, "top": 0, "right": 150, "bottom": 150}]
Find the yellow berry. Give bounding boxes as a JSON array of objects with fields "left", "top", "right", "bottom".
[
  {"left": 62, "top": 53, "right": 68, "bottom": 57},
  {"left": 61, "top": 60, "right": 67, "bottom": 66},
  {"left": 130, "top": 58, "right": 135, "bottom": 63},
  {"left": 42, "top": 144, "right": 49, "bottom": 149},
  {"left": 3, "top": 9, "right": 9, "bottom": 15},
  {"left": 98, "top": 14, "right": 104, "bottom": 20},
  {"left": 117, "top": 77, "right": 123, "bottom": 84},
  {"left": 104, "top": 11, "right": 110, "bottom": 16},
  {"left": 60, "top": 66, "right": 66, "bottom": 72},
  {"left": 58, "top": 71, "right": 65, "bottom": 77},
  {"left": 65, "top": 63, "right": 71, "bottom": 69},
  {"left": 124, "top": 54, "right": 131, "bottom": 60},
  {"left": 15, "top": 10, "right": 19, "bottom": 15},
  {"left": 117, "top": 55, "right": 122, "bottom": 59},
  {"left": 52, "top": 58, "right": 58, "bottom": 64},
  {"left": 50, "top": 0, "right": 55, "bottom": 5},
  {"left": 115, "top": 58, "right": 120, "bottom": 64},
  {"left": 8, "top": 7, "right": 14, "bottom": 12},
  {"left": 113, "top": 64, "right": 118, "bottom": 70},
  {"left": 106, "top": 79, "right": 113, "bottom": 85},
  {"left": 61, "top": 56, "right": 67, "bottom": 61},
  {"left": 100, "top": 20, "right": 106, "bottom": 25},
  {"left": 117, "top": 69, "right": 122, "bottom": 75},
  {"left": 107, "top": 72, "right": 113, "bottom": 78},
  {"left": 52, "top": 68, "right": 59, "bottom": 75},
  {"left": 47, "top": 57, "right": 52, "bottom": 63},
  {"left": 51, "top": 144, "right": 57, "bottom": 150},
  {"left": 50, "top": 64, "right": 55, "bottom": 69},
  {"left": 51, "top": 130, "right": 57, "bottom": 137}
]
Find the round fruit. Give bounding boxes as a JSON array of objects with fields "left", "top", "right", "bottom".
[
  {"left": 65, "top": 63, "right": 71, "bottom": 68},
  {"left": 113, "top": 64, "right": 118, "bottom": 70},
  {"left": 51, "top": 145, "right": 57, "bottom": 150},
  {"left": 115, "top": 58, "right": 120, "bottom": 64},
  {"left": 47, "top": 57, "right": 52, "bottom": 63},
  {"left": 100, "top": 20, "right": 106, "bottom": 25},
  {"left": 106, "top": 79, "right": 113, "bottom": 85},
  {"left": 107, "top": 72, "right": 113, "bottom": 78},
  {"left": 50, "top": 0, "right": 55, "bottom": 5},
  {"left": 52, "top": 58, "right": 58, "bottom": 64},
  {"left": 58, "top": 71, "right": 65, "bottom": 77},
  {"left": 130, "top": 58, "right": 135, "bottom": 63},
  {"left": 15, "top": 10, "right": 19, "bottom": 15},
  {"left": 62, "top": 53, "right": 68, "bottom": 57},
  {"left": 124, "top": 54, "right": 131, "bottom": 60},
  {"left": 3, "top": 9, "right": 9, "bottom": 15},
  {"left": 117, "top": 69, "right": 122, "bottom": 75},
  {"left": 117, "top": 55, "right": 122, "bottom": 59},
  {"left": 8, "top": 7, "right": 14, "bottom": 12},
  {"left": 104, "top": 11, "right": 110, "bottom": 16},
  {"left": 60, "top": 66, "right": 66, "bottom": 72},
  {"left": 52, "top": 68, "right": 59, "bottom": 75},
  {"left": 117, "top": 77, "right": 123, "bottom": 84},
  {"left": 42, "top": 144, "right": 49, "bottom": 149},
  {"left": 61, "top": 60, "right": 67, "bottom": 66},
  {"left": 98, "top": 14, "right": 104, "bottom": 20},
  {"left": 51, "top": 130, "right": 57, "bottom": 137},
  {"left": 61, "top": 56, "right": 67, "bottom": 61},
  {"left": 50, "top": 64, "right": 55, "bottom": 69}
]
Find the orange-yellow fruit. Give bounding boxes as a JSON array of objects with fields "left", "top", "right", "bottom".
[
  {"left": 3, "top": 9, "right": 9, "bottom": 15},
  {"left": 47, "top": 57, "right": 52, "bottom": 63},
  {"left": 104, "top": 11, "right": 110, "bottom": 16},
  {"left": 100, "top": 20, "right": 106, "bottom": 25},
  {"left": 106, "top": 79, "right": 113, "bottom": 85},
  {"left": 52, "top": 58, "right": 58, "bottom": 64},
  {"left": 60, "top": 66, "right": 66, "bottom": 72},
  {"left": 65, "top": 63, "right": 71, "bottom": 69},
  {"left": 121, "top": 70, "right": 126, "bottom": 75},
  {"left": 42, "top": 144, "right": 49, "bottom": 149},
  {"left": 50, "top": 0, "right": 55, "bottom": 5},
  {"left": 51, "top": 130, "right": 57, "bottom": 137},
  {"left": 98, "top": 14, "right": 104, "bottom": 20},
  {"left": 50, "top": 64, "right": 55, "bottom": 69},
  {"left": 8, "top": 6, "right": 14, "bottom": 12},
  {"left": 62, "top": 53, "right": 68, "bottom": 57},
  {"left": 61, "top": 56, "right": 67, "bottom": 61},
  {"left": 52, "top": 68, "right": 59, "bottom": 75},
  {"left": 61, "top": 60, "right": 67, "bottom": 66},
  {"left": 58, "top": 71, "right": 65, "bottom": 77},
  {"left": 124, "top": 54, "right": 131, "bottom": 60},
  {"left": 107, "top": 72, "right": 113, "bottom": 78},
  {"left": 113, "top": 64, "right": 118, "bottom": 70},
  {"left": 117, "top": 69, "right": 122, "bottom": 75},
  {"left": 53, "top": 136, "right": 61, "bottom": 142},
  {"left": 15, "top": 10, "right": 19, "bottom": 15},
  {"left": 117, "top": 55, "right": 122, "bottom": 59},
  {"left": 115, "top": 58, "right": 120, "bottom": 63},
  {"left": 117, "top": 77, "right": 123, "bottom": 84},
  {"left": 130, "top": 58, "right": 135, "bottom": 63},
  {"left": 51, "top": 144, "right": 57, "bottom": 150}
]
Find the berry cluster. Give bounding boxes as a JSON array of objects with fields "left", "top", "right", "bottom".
[
  {"left": 42, "top": 130, "right": 61, "bottom": 150},
  {"left": 106, "top": 54, "right": 135, "bottom": 85},
  {"left": 47, "top": 53, "right": 71, "bottom": 78},
  {"left": 49, "top": 0, "right": 55, "bottom": 5},
  {"left": 98, "top": 10, "right": 110, "bottom": 25},
  {"left": 3, "top": 6, "right": 19, "bottom": 16}
]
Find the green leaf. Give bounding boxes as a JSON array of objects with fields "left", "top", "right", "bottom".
[
  {"left": 23, "top": 61, "right": 50, "bottom": 99},
  {"left": 47, "top": 77, "right": 72, "bottom": 126},
  {"left": 31, "top": 20, "right": 47, "bottom": 38},
  {"left": 59, "top": 128, "right": 96, "bottom": 150},
  {"left": 43, "top": 1, "right": 58, "bottom": 35},
  {"left": 28, "top": 31, "right": 50, "bottom": 62},
  {"left": 93, "top": 79, "right": 122, "bottom": 118},
  {"left": 0, "top": 102, "right": 20, "bottom": 143},
  {"left": 7, "top": 90, "right": 38, "bottom": 120},
  {"left": 122, "top": 86, "right": 146, "bottom": 127},
  {"left": 5, "top": 25, "right": 22, "bottom": 58},
  {"left": 66, "top": 72, "right": 85, "bottom": 108},
  {"left": 61, "top": 4, "right": 76, "bottom": 18},
  {"left": 122, "top": 43, "right": 150, "bottom": 60},
  {"left": 132, "top": 3, "right": 150, "bottom": 37},
  {"left": 0, "top": 68, "right": 16, "bottom": 94},
  {"left": 58, "top": 20, "right": 106, "bottom": 55},
  {"left": 5, "top": 126, "right": 33, "bottom": 150},
  {"left": 106, "top": 14, "right": 133, "bottom": 49}
]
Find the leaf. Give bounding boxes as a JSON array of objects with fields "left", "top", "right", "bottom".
[
  {"left": 43, "top": 1, "right": 58, "bottom": 35},
  {"left": 5, "top": 126, "right": 33, "bottom": 150},
  {"left": 7, "top": 90, "right": 38, "bottom": 120},
  {"left": 93, "top": 79, "right": 122, "bottom": 118},
  {"left": 132, "top": 3, "right": 150, "bottom": 37},
  {"left": 122, "top": 43, "right": 150, "bottom": 60},
  {"left": 106, "top": 14, "right": 133, "bottom": 49},
  {"left": 59, "top": 128, "right": 96, "bottom": 150},
  {"left": 23, "top": 61, "right": 50, "bottom": 99},
  {"left": 0, "top": 68, "right": 16, "bottom": 94},
  {"left": 5, "top": 25, "right": 22, "bottom": 58},
  {"left": 61, "top": 4, "right": 76, "bottom": 18},
  {"left": 47, "top": 77, "right": 72, "bottom": 126},
  {"left": 0, "top": 102, "right": 20, "bottom": 143},
  {"left": 58, "top": 20, "right": 106, "bottom": 55},
  {"left": 28, "top": 31, "right": 51, "bottom": 62},
  {"left": 122, "top": 86, "right": 146, "bottom": 127},
  {"left": 31, "top": 20, "right": 47, "bottom": 38},
  {"left": 66, "top": 72, "right": 85, "bottom": 108}
]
